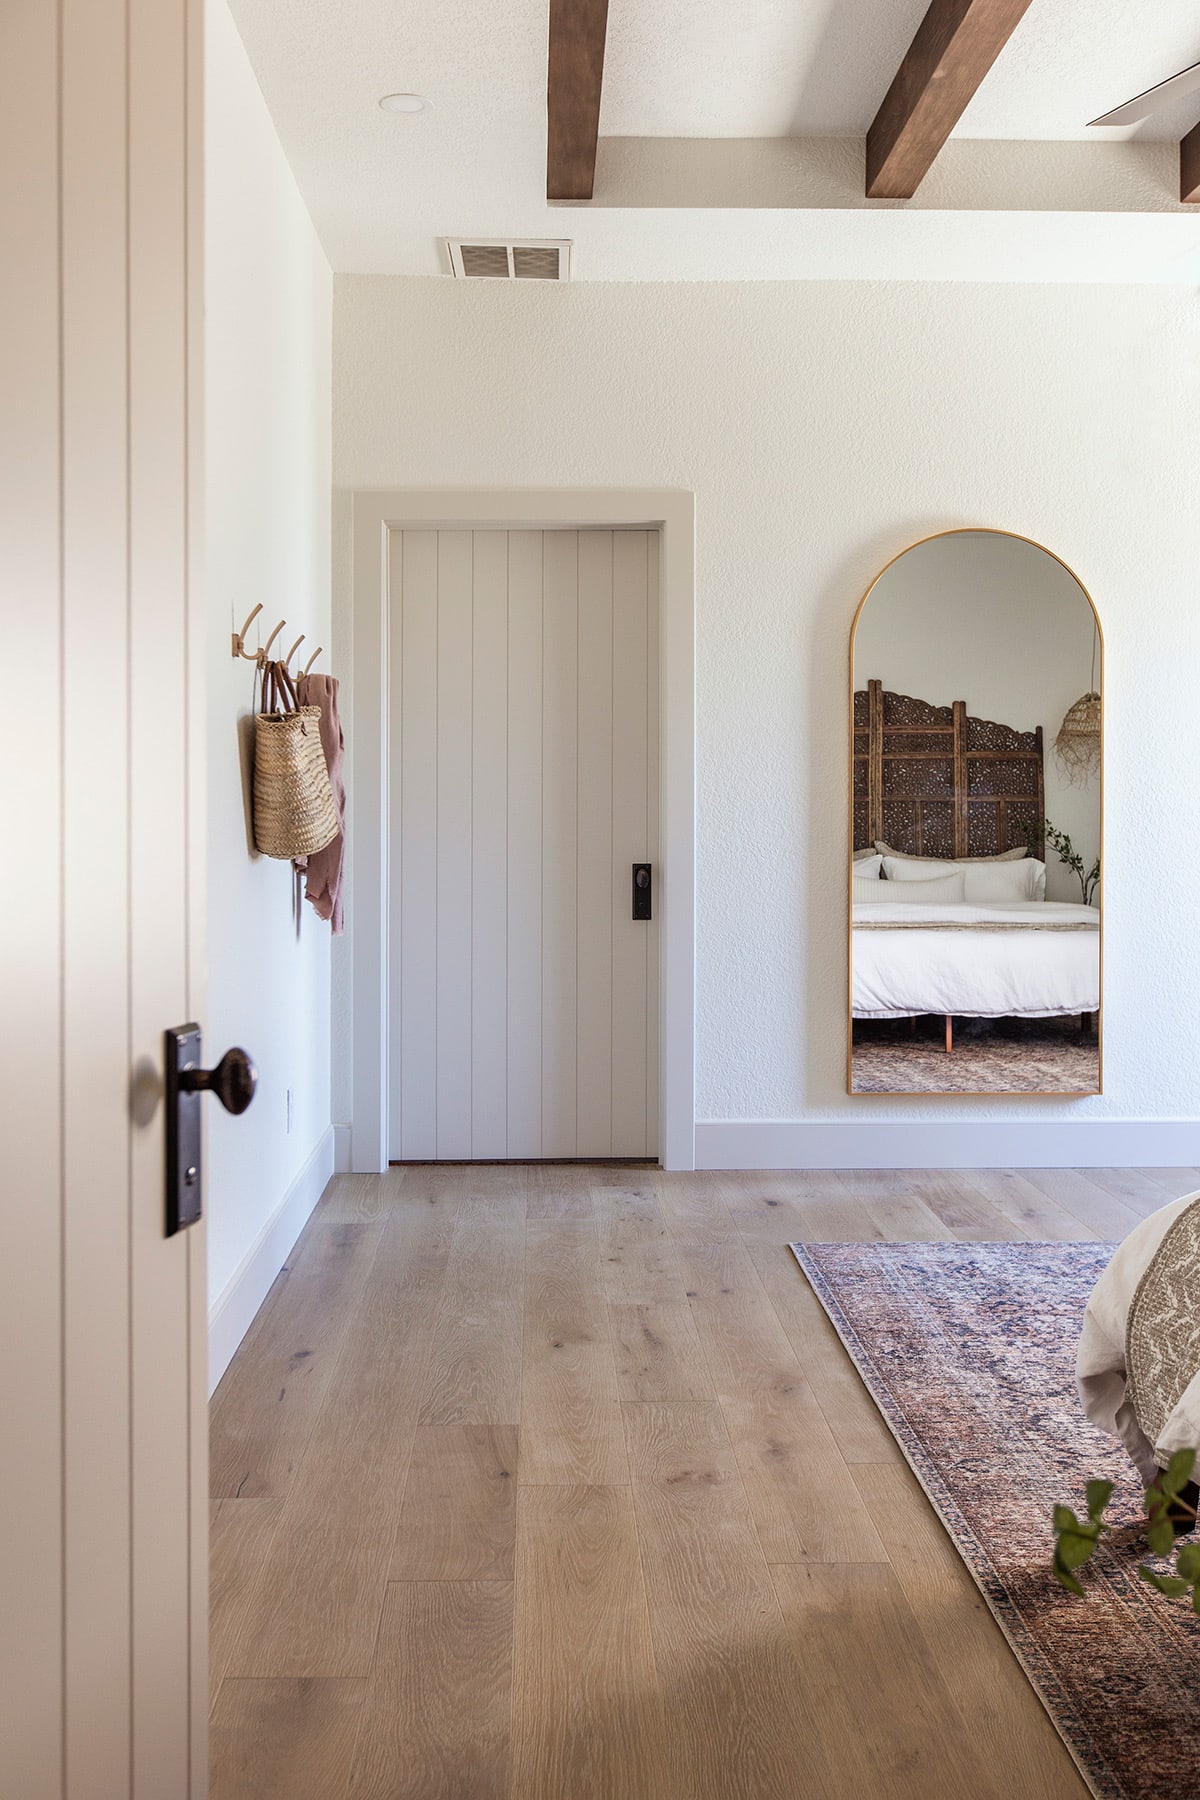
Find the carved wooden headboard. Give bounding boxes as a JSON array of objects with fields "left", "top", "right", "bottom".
[{"left": 853, "top": 679, "right": 1044, "bottom": 858}]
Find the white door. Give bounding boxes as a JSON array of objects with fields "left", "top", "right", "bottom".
[
  {"left": 2, "top": 0, "right": 207, "bottom": 1793},
  {"left": 388, "top": 528, "right": 660, "bottom": 1160}
]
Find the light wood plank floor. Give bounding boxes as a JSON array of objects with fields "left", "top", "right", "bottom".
[{"left": 209, "top": 1164, "right": 1200, "bottom": 1799}]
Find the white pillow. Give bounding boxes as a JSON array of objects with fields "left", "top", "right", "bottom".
[
  {"left": 882, "top": 855, "right": 958, "bottom": 882},
  {"left": 963, "top": 858, "right": 1045, "bottom": 903},
  {"left": 854, "top": 872, "right": 965, "bottom": 905},
  {"left": 853, "top": 853, "right": 883, "bottom": 880},
  {"left": 875, "top": 840, "right": 1027, "bottom": 865}
]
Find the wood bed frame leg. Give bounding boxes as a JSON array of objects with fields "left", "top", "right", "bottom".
[{"left": 945, "top": 1014, "right": 953, "bottom": 1054}]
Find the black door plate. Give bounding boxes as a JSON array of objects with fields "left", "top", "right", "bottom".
[
  {"left": 632, "top": 863, "right": 652, "bottom": 921},
  {"left": 164, "top": 1023, "right": 204, "bottom": 1236}
]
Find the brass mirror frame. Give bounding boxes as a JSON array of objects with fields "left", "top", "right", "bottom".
[{"left": 847, "top": 526, "right": 1104, "bottom": 1099}]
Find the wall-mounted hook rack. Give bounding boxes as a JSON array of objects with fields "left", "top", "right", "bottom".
[
  {"left": 281, "top": 634, "right": 306, "bottom": 677},
  {"left": 302, "top": 645, "right": 324, "bottom": 677},
  {"left": 232, "top": 603, "right": 264, "bottom": 663}
]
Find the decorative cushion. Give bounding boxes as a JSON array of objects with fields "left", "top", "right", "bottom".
[
  {"left": 874, "top": 840, "right": 1028, "bottom": 863},
  {"left": 853, "top": 872, "right": 965, "bottom": 905}
]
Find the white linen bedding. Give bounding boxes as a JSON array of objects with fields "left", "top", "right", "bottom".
[{"left": 852, "top": 899, "right": 1099, "bottom": 1019}]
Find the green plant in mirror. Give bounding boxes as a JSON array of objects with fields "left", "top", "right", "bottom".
[
  {"left": 1016, "top": 817, "right": 1100, "bottom": 906},
  {"left": 1052, "top": 1447, "right": 1200, "bottom": 1607}
]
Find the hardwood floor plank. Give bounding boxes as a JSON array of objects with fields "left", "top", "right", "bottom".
[
  {"left": 723, "top": 1169, "right": 882, "bottom": 1244},
  {"left": 390, "top": 1425, "right": 518, "bottom": 1582},
  {"left": 679, "top": 1238, "right": 889, "bottom": 1563},
  {"left": 593, "top": 1176, "right": 685, "bottom": 1304},
  {"left": 834, "top": 1168, "right": 953, "bottom": 1241},
  {"left": 418, "top": 1191, "right": 526, "bottom": 1424},
  {"left": 853, "top": 1459, "right": 1090, "bottom": 1798},
  {"left": 210, "top": 1220, "right": 384, "bottom": 1499},
  {"left": 622, "top": 1401, "right": 739, "bottom": 1487},
  {"left": 749, "top": 1243, "right": 900, "bottom": 1465},
  {"left": 771, "top": 1561, "right": 1007, "bottom": 1799},
  {"left": 1019, "top": 1168, "right": 1138, "bottom": 1240},
  {"left": 227, "top": 1200, "right": 458, "bottom": 1677},
  {"left": 959, "top": 1167, "right": 1097, "bottom": 1240},
  {"left": 312, "top": 1173, "right": 387, "bottom": 1224},
  {"left": 347, "top": 1582, "right": 513, "bottom": 1800},
  {"left": 210, "top": 1677, "right": 367, "bottom": 1800},
  {"left": 512, "top": 1485, "right": 670, "bottom": 1799},
  {"left": 1083, "top": 1165, "right": 1195, "bottom": 1219},
  {"left": 209, "top": 1497, "right": 283, "bottom": 1701},
  {"left": 653, "top": 1169, "right": 734, "bottom": 1242},
  {"left": 631, "top": 1468, "right": 839, "bottom": 1797},
  {"left": 520, "top": 1218, "right": 628, "bottom": 1484},
  {"left": 905, "top": 1171, "right": 1029, "bottom": 1242},
  {"left": 609, "top": 1300, "right": 714, "bottom": 1402}
]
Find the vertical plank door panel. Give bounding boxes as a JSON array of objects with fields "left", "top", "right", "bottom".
[
  {"left": 541, "top": 531, "right": 580, "bottom": 1157},
  {"left": 507, "top": 532, "right": 544, "bottom": 1155},
  {"left": 399, "top": 532, "right": 439, "bottom": 1157},
  {"left": 471, "top": 532, "right": 509, "bottom": 1155},
  {"left": 129, "top": 0, "right": 194, "bottom": 1787},
  {"left": 576, "top": 531, "right": 615, "bottom": 1155},
  {"left": 0, "top": 1, "right": 64, "bottom": 1791},
  {"left": 611, "top": 532, "right": 650, "bottom": 1155},
  {"left": 435, "top": 532, "right": 474, "bottom": 1157},
  {"left": 61, "top": 0, "right": 134, "bottom": 1787},
  {"left": 645, "top": 532, "right": 661, "bottom": 1157}
]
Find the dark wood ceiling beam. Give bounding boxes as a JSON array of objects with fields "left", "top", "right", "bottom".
[
  {"left": 1181, "top": 121, "right": 1200, "bottom": 203},
  {"left": 866, "top": 0, "right": 1035, "bottom": 200},
  {"left": 547, "top": 0, "right": 610, "bottom": 201}
]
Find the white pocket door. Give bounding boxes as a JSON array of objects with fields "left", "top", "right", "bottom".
[{"left": 388, "top": 529, "right": 660, "bottom": 1160}]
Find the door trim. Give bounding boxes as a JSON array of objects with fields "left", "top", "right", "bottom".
[{"left": 349, "top": 490, "right": 696, "bottom": 1172}]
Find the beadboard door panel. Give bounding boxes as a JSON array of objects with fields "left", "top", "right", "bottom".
[{"left": 388, "top": 529, "right": 660, "bottom": 1161}]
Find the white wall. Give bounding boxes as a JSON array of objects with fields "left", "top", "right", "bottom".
[
  {"left": 854, "top": 529, "right": 1100, "bottom": 902},
  {"left": 206, "top": 0, "right": 333, "bottom": 1385},
  {"left": 333, "top": 276, "right": 1200, "bottom": 1161}
]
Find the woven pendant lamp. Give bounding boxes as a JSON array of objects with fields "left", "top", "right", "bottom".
[{"left": 1054, "top": 627, "right": 1101, "bottom": 786}]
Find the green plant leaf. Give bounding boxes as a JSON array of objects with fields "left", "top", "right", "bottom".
[
  {"left": 1176, "top": 1544, "right": 1200, "bottom": 1582},
  {"left": 1192, "top": 1584, "right": 1200, "bottom": 1616},
  {"left": 1052, "top": 1552, "right": 1085, "bottom": 1598},
  {"left": 1085, "top": 1480, "right": 1114, "bottom": 1523},
  {"left": 1053, "top": 1505, "right": 1081, "bottom": 1534},
  {"left": 1138, "top": 1567, "right": 1190, "bottom": 1597},
  {"left": 1147, "top": 1518, "right": 1177, "bottom": 1557},
  {"left": 1163, "top": 1449, "right": 1196, "bottom": 1494},
  {"left": 1057, "top": 1531, "right": 1099, "bottom": 1572}
]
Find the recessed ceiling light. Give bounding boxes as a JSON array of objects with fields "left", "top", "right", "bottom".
[{"left": 379, "top": 92, "right": 429, "bottom": 114}]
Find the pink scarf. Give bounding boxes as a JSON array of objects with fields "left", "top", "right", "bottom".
[{"left": 296, "top": 673, "right": 346, "bottom": 934}]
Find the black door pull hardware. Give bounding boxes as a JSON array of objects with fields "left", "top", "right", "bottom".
[
  {"left": 632, "top": 864, "right": 652, "bottom": 921},
  {"left": 164, "top": 1025, "right": 258, "bottom": 1236}
]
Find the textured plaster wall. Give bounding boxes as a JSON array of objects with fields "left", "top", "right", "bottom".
[
  {"left": 333, "top": 275, "right": 1200, "bottom": 1127},
  {"left": 207, "top": 0, "right": 333, "bottom": 1311}
]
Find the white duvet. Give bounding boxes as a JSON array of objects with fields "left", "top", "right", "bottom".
[{"left": 852, "top": 899, "right": 1100, "bottom": 1019}]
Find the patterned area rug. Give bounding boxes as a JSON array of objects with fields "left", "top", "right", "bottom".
[
  {"left": 790, "top": 1241, "right": 1200, "bottom": 1800},
  {"left": 851, "top": 1015, "right": 1100, "bottom": 1093}
]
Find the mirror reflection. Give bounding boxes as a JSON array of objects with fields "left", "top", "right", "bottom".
[{"left": 850, "top": 530, "right": 1101, "bottom": 1096}]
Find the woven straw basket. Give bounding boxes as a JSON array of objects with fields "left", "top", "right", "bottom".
[{"left": 253, "top": 661, "right": 338, "bottom": 859}]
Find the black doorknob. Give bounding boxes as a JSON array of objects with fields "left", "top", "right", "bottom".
[{"left": 180, "top": 1047, "right": 258, "bottom": 1115}]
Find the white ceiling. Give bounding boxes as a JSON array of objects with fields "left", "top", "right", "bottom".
[
  {"left": 226, "top": 0, "right": 1200, "bottom": 279},
  {"left": 601, "top": 1, "right": 1200, "bottom": 141}
]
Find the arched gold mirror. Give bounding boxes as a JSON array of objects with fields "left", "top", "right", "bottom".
[{"left": 849, "top": 529, "right": 1102, "bottom": 1096}]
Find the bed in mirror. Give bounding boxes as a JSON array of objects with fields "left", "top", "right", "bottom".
[{"left": 849, "top": 529, "right": 1102, "bottom": 1096}]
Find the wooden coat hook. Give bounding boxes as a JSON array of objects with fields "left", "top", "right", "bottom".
[
  {"left": 281, "top": 634, "right": 306, "bottom": 677},
  {"left": 261, "top": 618, "right": 285, "bottom": 663},
  {"left": 302, "top": 645, "right": 324, "bottom": 677},
  {"left": 231, "top": 603, "right": 263, "bottom": 663}
]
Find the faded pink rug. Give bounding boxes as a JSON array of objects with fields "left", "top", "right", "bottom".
[{"left": 791, "top": 1240, "right": 1200, "bottom": 1800}]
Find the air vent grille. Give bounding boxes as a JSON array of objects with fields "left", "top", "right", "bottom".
[
  {"left": 445, "top": 239, "right": 572, "bottom": 281},
  {"left": 459, "top": 243, "right": 511, "bottom": 279}
]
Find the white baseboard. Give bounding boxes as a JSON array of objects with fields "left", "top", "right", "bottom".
[
  {"left": 333, "top": 1122, "right": 352, "bottom": 1173},
  {"left": 695, "top": 1119, "right": 1200, "bottom": 1171},
  {"left": 207, "top": 1125, "right": 335, "bottom": 1395}
]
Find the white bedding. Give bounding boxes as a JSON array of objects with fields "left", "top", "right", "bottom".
[{"left": 852, "top": 899, "right": 1100, "bottom": 1019}]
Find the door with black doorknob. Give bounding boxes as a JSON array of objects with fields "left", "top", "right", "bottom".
[{"left": 388, "top": 527, "right": 661, "bottom": 1159}]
